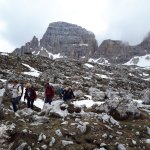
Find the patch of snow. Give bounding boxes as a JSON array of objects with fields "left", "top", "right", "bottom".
[
  {"left": 0, "top": 52, "right": 8, "bottom": 56},
  {"left": 73, "top": 99, "right": 104, "bottom": 108},
  {"left": 32, "top": 51, "right": 35, "bottom": 54},
  {"left": 22, "top": 63, "right": 41, "bottom": 77},
  {"left": 48, "top": 52, "right": 64, "bottom": 59},
  {"left": 88, "top": 57, "right": 109, "bottom": 65},
  {"left": 84, "top": 63, "right": 94, "bottom": 68},
  {"left": 96, "top": 74, "right": 109, "bottom": 79},
  {"left": 143, "top": 72, "right": 149, "bottom": 76},
  {"left": 129, "top": 73, "right": 135, "bottom": 77},
  {"left": 34, "top": 98, "right": 44, "bottom": 109},
  {"left": 36, "top": 51, "right": 40, "bottom": 55},
  {"left": 83, "top": 76, "right": 91, "bottom": 80},
  {"left": 124, "top": 54, "right": 150, "bottom": 67},
  {"left": 43, "top": 48, "right": 65, "bottom": 59},
  {"left": 0, "top": 79, "right": 7, "bottom": 82},
  {"left": 79, "top": 43, "right": 88, "bottom": 46},
  {"left": 143, "top": 78, "right": 150, "bottom": 81}
]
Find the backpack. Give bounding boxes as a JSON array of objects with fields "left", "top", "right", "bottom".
[
  {"left": 27, "top": 88, "right": 37, "bottom": 100},
  {"left": 46, "top": 85, "right": 55, "bottom": 98},
  {"left": 17, "top": 84, "right": 24, "bottom": 96}
]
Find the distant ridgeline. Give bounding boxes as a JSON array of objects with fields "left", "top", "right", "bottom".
[{"left": 13, "top": 22, "right": 150, "bottom": 64}]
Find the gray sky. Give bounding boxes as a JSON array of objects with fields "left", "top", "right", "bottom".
[{"left": 1, "top": 0, "right": 150, "bottom": 52}]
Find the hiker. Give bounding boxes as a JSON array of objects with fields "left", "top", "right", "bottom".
[
  {"left": 53, "top": 76, "right": 57, "bottom": 83},
  {"left": 11, "top": 80, "right": 23, "bottom": 112},
  {"left": 24, "top": 83, "right": 37, "bottom": 109},
  {"left": 3, "top": 79, "right": 13, "bottom": 102},
  {"left": 44, "top": 83, "right": 55, "bottom": 104},
  {"left": 63, "top": 86, "right": 75, "bottom": 103},
  {"left": 56, "top": 84, "right": 64, "bottom": 99}
]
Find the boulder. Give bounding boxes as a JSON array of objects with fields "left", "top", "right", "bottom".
[{"left": 96, "top": 97, "right": 140, "bottom": 120}]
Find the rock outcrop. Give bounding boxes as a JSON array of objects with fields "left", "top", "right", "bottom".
[
  {"left": 14, "top": 36, "right": 39, "bottom": 56},
  {"left": 138, "top": 32, "right": 150, "bottom": 53},
  {"left": 95, "top": 40, "right": 134, "bottom": 63},
  {"left": 40, "top": 22, "right": 98, "bottom": 58}
]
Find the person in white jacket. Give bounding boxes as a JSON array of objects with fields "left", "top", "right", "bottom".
[{"left": 11, "top": 80, "right": 23, "bottom": 112}]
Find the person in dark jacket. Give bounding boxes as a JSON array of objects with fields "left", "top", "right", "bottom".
[
  {"left": 44, "top": 83, "right": 55, "bottom": 104},
  {"left": 63, "top": 86, "right": 75, "bottom": 102},
  {"left": 24, "top": 83, "right": 37, "bottom": 109}
]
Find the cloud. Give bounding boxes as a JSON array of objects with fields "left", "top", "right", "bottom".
[
  {"left": 0, "top": 36, "right": 15, "bottom": 52},
  {"left": 0, "top": 0, "right": 150, "bottom": 52}
]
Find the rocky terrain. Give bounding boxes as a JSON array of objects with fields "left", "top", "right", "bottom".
[
  {"left": 0, "top": 52, "right": 150, "bottom": 149},
  {"left": 13, "top": 22, "right": 150, "bottom": 64}
]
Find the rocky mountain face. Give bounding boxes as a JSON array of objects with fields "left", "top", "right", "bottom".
[
  {"left": 13, "top": 22, "right": 150, "bottom": 64},
  {"left": 0, "top": 53, "right": 150, "bottom": 149},
  {"left": 138, "top": 33, "right": 150, "bottom": 53},
  {"left": 13, "top": 22, "right": 98, "bottom": 58},
  {"left": 95, "top": 38, "right": 150, "bottom": 64},
  {"left": 95, "top": 40, "right": 136, "bottom": 63},
  {"left": 40, "top": 22, "right": 98, "bottom": 58}
]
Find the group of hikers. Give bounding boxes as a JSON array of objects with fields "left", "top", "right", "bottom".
[{"left": 5, "top": 79, "right": 75, "bottom": 112}]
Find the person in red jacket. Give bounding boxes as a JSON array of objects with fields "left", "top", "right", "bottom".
[
  {"left": 44, "top": 83, "right": 55, "bottom": 104},
  {"left": 24, "top": 83, "right": 37, "bottom": 109}
]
